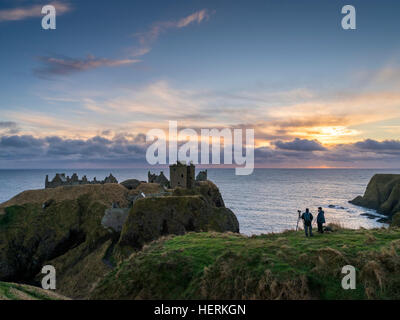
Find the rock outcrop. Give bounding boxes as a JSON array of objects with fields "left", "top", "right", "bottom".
[
  {"left": 119, "top": 194, "right": 239, "bottom": 249},
  {"left": 120, "top": 179, "right": 141, "bottom": 190},
  {"left": 172, "top": 180, "right": 226, "bottom": 207},
  {"left": 102, "top": 207, "right": 130, "bottom": 232},
  {"left": 350, "top": 174, "right": 400, "bottom": 218}
]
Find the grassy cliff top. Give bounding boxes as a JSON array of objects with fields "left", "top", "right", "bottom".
[
  {"left": 92, "top": 226, "right": 400, "bottom": 300},
  {"left": 0, "top": 282, "right": 69, "bottom": 300},
  {"left": 0, "top": 183, "right": 131, "bottom": 211}
]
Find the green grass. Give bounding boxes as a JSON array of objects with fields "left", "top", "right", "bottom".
[
  {"left": 92, "top": 227, "right": 400, "bottom": 300},
  {"left": 0, "top": 205, "right": 26, "bottom": 229},
  {"left": 0, "top": 282, "right": 18, "bottom": 299},
  {"left": 0, "top": 282, "right": 63, "bottom": 300}
]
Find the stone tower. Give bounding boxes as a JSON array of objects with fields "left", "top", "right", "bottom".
[{"left": 169, "top": 162, "right": 195, "bottom": 189}]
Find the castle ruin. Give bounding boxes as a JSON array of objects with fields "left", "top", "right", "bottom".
[
  {"left": 147, "top": 162, "right": 198, "bottom": 189},
  {"left": 169, "top": 162, "right": 195, "bottom": 189},
  {"left": 45, "top": 173, "right": 118, "bottom": 189},
  {"left": 196, "top": 169, "right": 207, "bottom": 181},
  {"left": 147, "top": 171, "right": 170, "bottom": 188}
]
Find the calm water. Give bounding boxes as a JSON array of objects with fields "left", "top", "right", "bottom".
[{"left": 1, "top": 168, "right": 399, "bottom": 235}]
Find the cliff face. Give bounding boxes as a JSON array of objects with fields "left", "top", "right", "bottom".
[
  {"left": 0, "top": 180, "right": 239, "bottom": 299},
  {"left": 118, "top": 195, "right": 239, "bottom": 250},
  {"left": 0, "top": 192, "right": 116, "bottom": 299},
  {"left": 350, "top": 174, "right": 400, "bottom": 218}
]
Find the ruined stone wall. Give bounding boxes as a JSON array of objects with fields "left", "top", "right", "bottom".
[{"left": 45, "top": 173, "right": 118, "bottom": 189}]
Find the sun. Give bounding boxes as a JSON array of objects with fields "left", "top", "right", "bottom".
[{"left": 308, "top": 126, "right": 360, "bottom": 144}]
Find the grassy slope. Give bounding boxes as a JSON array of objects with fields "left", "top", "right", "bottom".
[
  {"left": 0, "top": 282, "right": 69, "bottom": 300},
  {"left": 92, "top": 227, "right": 400, "bottom": 300},
  {"left": 0, "top": 183, "right": 132, "bottom": 211}
]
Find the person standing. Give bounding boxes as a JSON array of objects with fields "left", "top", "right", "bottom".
[
  {"left": 301, "top": 208, "right": 313, "bottom": 237},
  {"left": 317, "top": 207, "right": 326, "bottom": 233}
]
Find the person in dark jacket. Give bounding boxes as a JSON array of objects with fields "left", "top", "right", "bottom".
[
  {"left": 301, "top": 208, "right": 313, "bottom": 237},
  {"left": 317, "top": 207, "right": 326, "bottom": 233}
]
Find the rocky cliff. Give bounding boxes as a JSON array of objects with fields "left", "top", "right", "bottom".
[
  {"left": 0, "top": 180, "right": 239, "bottom": 298},
  {"left": 350, "top": 174, "right": 400, "bottom": 220},
  {"left": 119, "top": 195, "right": 238, "bottom": 250}
]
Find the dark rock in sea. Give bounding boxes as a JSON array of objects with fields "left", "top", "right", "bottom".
[
  {"left": 359, "top": 213, "right": 389, "bottom": 223},
  {"left": 328, "top": 205, "right": 345, "bottom": 209},
  {"left": 360, "top": 213, "right": 381, "bottom": 220}
]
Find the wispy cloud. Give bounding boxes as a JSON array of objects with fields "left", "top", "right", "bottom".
[
  {"left": 136, "top": 9, "right": 211, "bottom": 45},
  {"left": 129, "top": 46, "right": 152, "bottom": 57},
  {"left": 0, "top": 1, "right": 71, "bottom": 22},
  {"left": 31, "top": 9, "right": 213, "bottom": 78},
  {"left": 130, "top": 9, "right": 213, "bottom": 57},
  {"left": 34, "top": 54, "right": 140, "bottom": 77},
  {"left": 26, "top": 74, "right": 400, "bottom": 145}
]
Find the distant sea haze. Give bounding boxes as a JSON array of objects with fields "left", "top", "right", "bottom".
[{"left": 1, "top": 168, "right": 398, "bottom": 235}]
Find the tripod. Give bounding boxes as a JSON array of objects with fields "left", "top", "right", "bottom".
[{"left": 295, "top": 210, "right": 302, "bottom": 231}]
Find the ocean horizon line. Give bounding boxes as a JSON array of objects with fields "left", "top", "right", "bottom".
[{"left": 1, "top": 167, "right": 400, "bottom": 171}]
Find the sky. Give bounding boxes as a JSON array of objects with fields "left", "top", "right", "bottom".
[{"left": 1, "top": 0, "right": 400, "bottom": 169}]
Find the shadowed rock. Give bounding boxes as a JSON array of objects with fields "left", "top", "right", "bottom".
[
  {"left": 118, "top": 195, "right": 239, "bottom": 249},
  {"left": 350, "top": 174, "right": 400, "bottom": 218},
  {"left": 120, "top": 179, "right": 141, "bottom": 190}
]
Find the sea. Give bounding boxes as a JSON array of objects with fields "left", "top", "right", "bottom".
[{"left": 1, "top": 168, "right": 399, "bottom": 235}]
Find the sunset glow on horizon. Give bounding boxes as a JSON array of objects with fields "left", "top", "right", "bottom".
[{"left": 1, "top": 0, "right": 400, "bottom": 169}]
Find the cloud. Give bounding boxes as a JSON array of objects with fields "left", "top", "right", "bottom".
[
  {"left": 0, "top": 1, "right": 71, "bottom": 22},
  {"left": 34, "top": 54, "right": 140, "bottom": 77},
  {"left": 176, "top": 9, "right": 211, "bottom": 28},
  {"left": 0, "top": 121, "right": 19, "bottom": 134},
  {"left": 0, "top": 121, "right": 17, "bottom": 129},
  {"left": 251, "top": 138, "right": 400, "bottom": 168},
  {"left": 22, "top": 77, "right": 400, "bottom": 147},
  {"left": 129, "top": 47, "right": 152, "bottom": 57},
  {"left": 136, "top": 9, "right": 211, "bottom": 45},
  {"left": 273, "top": 138, "right": 327, "bottom": 151},
  {"left": 0, "top": 134, "right": 45, "bottom": 148},
  {"left": 0, "top": 133, "right": 148, "bottom": 162},
  {"left": 354, "top": 139, "right": 400, "bottom": 153},
  {"left": 1, "top": 128, "right": 400, "bottom": 168},
  {"left": 131, "top": 9, "right": 212, "bottom": 57}
]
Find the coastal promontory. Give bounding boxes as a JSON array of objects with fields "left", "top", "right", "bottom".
[{"left": 350, "top": 174, "right": 400, "bottom": 224}]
